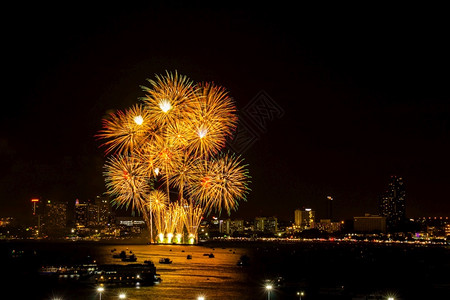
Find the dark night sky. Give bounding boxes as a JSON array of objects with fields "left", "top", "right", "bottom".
[{"left": 1, "top": 3, "right": 449, "bottom": 222}]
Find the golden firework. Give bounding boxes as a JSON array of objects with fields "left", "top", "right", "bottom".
[
  {"left": 99, "top": 71, "right": 250, "bottom": 244},
  {"left": 97, "top": 104, "right": 155, "bottom": 155}
]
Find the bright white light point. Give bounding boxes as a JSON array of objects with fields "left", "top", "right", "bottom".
[
  {"left": 266, "top": 284, "right": 273, "bottom": 290},
  {"left": 97, "top": 286, "right": 104, "bottom": 292},
  {"left": 154, "top": 168, "right": 160, "bottom": 176},
  {"left": 159, "top": 99, "right": 172, "bottom": 113},
  {"left": 119, "top": 293, "right": 126, "bottom": 299},
  {"left": 198, "top": 297, "right": 205, "bottom": 300},
  {"left": 134, "top": 115, "right": 144, "bottom": 125},
  {"left": 198, "top": 127, "right": 208, "bottom": 138}
]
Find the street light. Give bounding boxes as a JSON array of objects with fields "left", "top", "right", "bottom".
[
  {"left": 198, "top": 296, "right": 205, "bottom": 300},
  {"left": 265, "top": 284, "right": 273, "bottom": 300},
  {"left": 97, "top": 286, "right": 105, "bottom": 300},
  {"left": 387, "top": 298, "right": 394, "bottom": 300},
  {"left": 119, "top": 293, "right": 126, "bottom": 299},
  {"left": 297, "top": 291, "right": 305, "bottom": 299}
]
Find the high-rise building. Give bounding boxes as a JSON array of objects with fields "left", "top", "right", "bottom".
[
  {"left": 379, "top": 175, "right": 406, "bottom": 231},
  {"left": 75, "top": 197, "right": 113, "bottom": 229},
  {"left": 294, "top": 208, "right": 315, "bottom": 230},
  {"left": 42, "top": 200, "right": 68, "bottom": 238},
  {"left": 254, "top": 217, "right": 278, "bottom": 233},
  {"left": 95, "top": 196, "right": 113, "bottom": 226},
  {"left": 354, "top": 214, "right": 386, "bottom": 233},
  {"left": 220, "top": 219, "right": 244, "bottom": 235},
  {"left": 30, "top": 198, "right": 43, "bottom": 237},
  {"left": 75, "top": 199, "right": 88, "bottom": 228}
]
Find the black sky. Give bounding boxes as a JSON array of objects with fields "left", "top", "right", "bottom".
[{"left": 1, "top": 2, "right": 449, "bottom": 222}]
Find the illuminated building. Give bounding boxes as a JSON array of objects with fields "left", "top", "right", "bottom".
[
  {"left": 379, "top": 175, "right": 406, "bottom": 231},
  {"left": 30, "top": 198, "right": 42, "bottom": 237},
  {"left": 254, "top": 217, "right": 278, "bottom": 233},
  {"left": 116, "top": 217, "right": 147, "bottom": 236},
  {"left": 75, "top": 199, "right": 88, "bottom": 229},
  {"left": 315, "top": 219, "right": 342, "bottom": 233},
  {"left": 354, "top": 214, "right": 386, "bottom": 233},
  {"left": 95, "top": 195, "right": 113, "bottom": 226},
  {"left": 220, "top": 219, "right": 244, "bottom": 235},
  {"left": 42, "top": 200, "right": 68, "bottom": 238},
  {"left": 75, "top": 197, "right": 113, "bottom": 230},
  {"left": 294, "top": 208, "right": 315, "bottom": 230}
]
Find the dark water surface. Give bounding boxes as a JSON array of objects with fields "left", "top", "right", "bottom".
[{"left": 2, "top": 240, "right": 449, "bottom": 299}]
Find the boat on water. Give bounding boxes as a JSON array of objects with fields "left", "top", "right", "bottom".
[
  {"left": 94, "top": 263, "right": 161, "bottom": 286},
  {"left": 203, "top": 253, "right": 214, "bottom": 258},
  {"left": 113, "top": 250, "right": 127, "bottom": 259},
  {"left": 121, "top": 254, "right": 137, "bottom": 262},
  {"left": 39, "top": 262, "right": 161, "bottom": 286},
  {"left": 159, "top": 258, "right": 172, "bottom": 264},
  {"left": 237, "top": 254, "right": 250, "bottom": 266},
  {"left": 186, "top": 255, "right": 192, "bottom": 259}
]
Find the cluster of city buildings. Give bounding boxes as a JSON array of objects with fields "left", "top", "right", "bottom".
[{"left": 1, "top": 176, "right": 449, "bottom": 241}]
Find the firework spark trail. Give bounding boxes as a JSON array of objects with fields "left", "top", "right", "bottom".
[
  {"left": 183, "top": 202, "right": 204, "bottom": 242},
  {"left": 148, "top": 190, "right": 168, "bottom": 240}
]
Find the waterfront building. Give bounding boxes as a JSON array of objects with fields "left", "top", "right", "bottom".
[
  {"left": 42, "top": 200, "right": 68, "bottom": 237},
  {"left": 220, "top": 219, "right": 244, "bottom": 235},
  {"left": 115, "top": 216, "right": 146, "bottom": 236},
  {"left": 294, "top": 208, "right": 315, "bottom": 230},
  {"left": 254, "top": 217, "right": 278, "bottom": 233},
  {"left": 30, "top": 198, "right": 43, "bottom": 236},
  {"left": 95, "top": 195, "right": 113, "bottom": 226},
  {"left": 354, "top": 214, "right": 386, "bottom": 233},
  {"left": 315, "top": 219, "right": 342, "bottom": 233},
  {"left": 379, "top": 175, "right": 406, "bottom": 231},
  {"left": 75, "top": 199, "right": 89, "bottom": 229}
]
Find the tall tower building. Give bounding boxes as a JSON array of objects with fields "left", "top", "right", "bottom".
[
  {"left": 75, "top": 199, "right": 88, "bottom": 228},
  {"left": 379, "top": 175, "right": 406, "bottom": 231},
  {"left": 42, "top": 200, "right": 68, "bottom": 238}
]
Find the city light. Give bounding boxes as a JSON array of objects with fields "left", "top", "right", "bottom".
[
  {"left": 119, "top": 293, "right": 126, "bottom": 299},
  {"left": 265, "top": 284, "right": 273, "bottom": 300},
  {"left": 197, "top": 296, "right": 205, "bottom": 300},
  {"left": 97, "top": 286, "right": 105, "bottom": 300}
]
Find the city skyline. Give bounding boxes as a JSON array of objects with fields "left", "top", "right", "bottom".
[{"left": 1, "top": 3, "right": 449, "bottom": 222}]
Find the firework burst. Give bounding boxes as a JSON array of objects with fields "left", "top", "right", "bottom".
[
  {"left": 99, "top": 71, "right": 250, "bottom": 244},
  {"left": 187, "top": 154, "right": 250, "bottom": 215},
  {"left": 104, "top": 154, "right": 150, "bottom": 213},
  {"left": 97, "top": 104, "right": 155, "bottom": 155}
]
